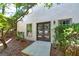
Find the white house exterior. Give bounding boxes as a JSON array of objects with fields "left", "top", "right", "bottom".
[{"left": 17, "top": 3, "right": 79, "bottom": 43}]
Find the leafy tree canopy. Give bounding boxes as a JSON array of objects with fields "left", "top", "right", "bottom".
[{"left": 0, "top": 13, "right": 10, "bottom": 30}]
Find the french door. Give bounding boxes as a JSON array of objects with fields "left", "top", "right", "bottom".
[{"left": 37, "top": 22, "right": 51, "bottom": 41}]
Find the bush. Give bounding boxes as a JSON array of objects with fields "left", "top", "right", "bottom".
[
  {"left": 55, "top": 23, "right": 79, "bottom": 55},
  {"left": 17, "top": 32, "right": 24, "bottom": 40}
]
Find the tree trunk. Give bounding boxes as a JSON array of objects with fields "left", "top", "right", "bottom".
[
  {"left": 0, "top": 38, "right": 7, "bottom": 49},
  {"left": 0, "top": 28, "right": 7, "bottom": 49},
  {"left": 13, "top": 23, "right": 17, "bottom": 39}
]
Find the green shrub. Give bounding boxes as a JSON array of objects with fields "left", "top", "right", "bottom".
[
  {"left": 55, "top": 23, "right": 79, "bottom": 55},
  {"left": 17, "top": 32, "right": 24, "bottom": 40}
]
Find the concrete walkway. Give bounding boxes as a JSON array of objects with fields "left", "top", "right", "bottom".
[{"left": 22, "top": 41, "right": 51, "bottom": 56}]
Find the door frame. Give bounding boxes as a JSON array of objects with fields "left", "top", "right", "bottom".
[{"left": 36, "top": 21, "right": 51, "bottom": 41}]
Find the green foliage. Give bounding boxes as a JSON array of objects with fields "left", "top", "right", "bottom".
[
  {"left": 0, "top": 13, "right": 10, "bottom": 29},
  {"left": 17, "top": 32, "right": 24, "bottom": 40},
  {"left": 12, "top": 3, "right": 37, "bottom": 21},
  {"left": 55, "top": 23, "right": 79, "bottom": 55},
  {"left": 0, "top": 3, "right": 37, "bottom": 48},
  {"left": 44, "top": 3, "right": 53, "bottom": 9}
]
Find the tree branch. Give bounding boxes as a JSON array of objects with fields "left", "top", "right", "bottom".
[
  {"left": 15, "top": 9, "right": 29, "bottom": 23},
  {"left": 15, "top": 4, "right": 37, "bottom": 23}
]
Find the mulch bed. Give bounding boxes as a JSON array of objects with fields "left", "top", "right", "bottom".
[{"left": 0, "top": 39, "right": 33, "bottom": 56}]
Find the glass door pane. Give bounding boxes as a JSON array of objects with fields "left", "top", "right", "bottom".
[
  {"left": 37, "top": 24, "right": 43, "bottom": 39},
  {"left": 43, "top": 23, "right": 50, "bottom": 40}
]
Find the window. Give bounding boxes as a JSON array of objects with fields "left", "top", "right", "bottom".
[
  {"left": 27, "top": 24, "right": 32, "bottom": 37},
  {"left": 58, "top": 18, "right": 72, "bottom": 25}
]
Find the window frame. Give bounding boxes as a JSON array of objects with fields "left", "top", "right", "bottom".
[{"left": 58, "top": 18, "right": 72, "bottom": 25}]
